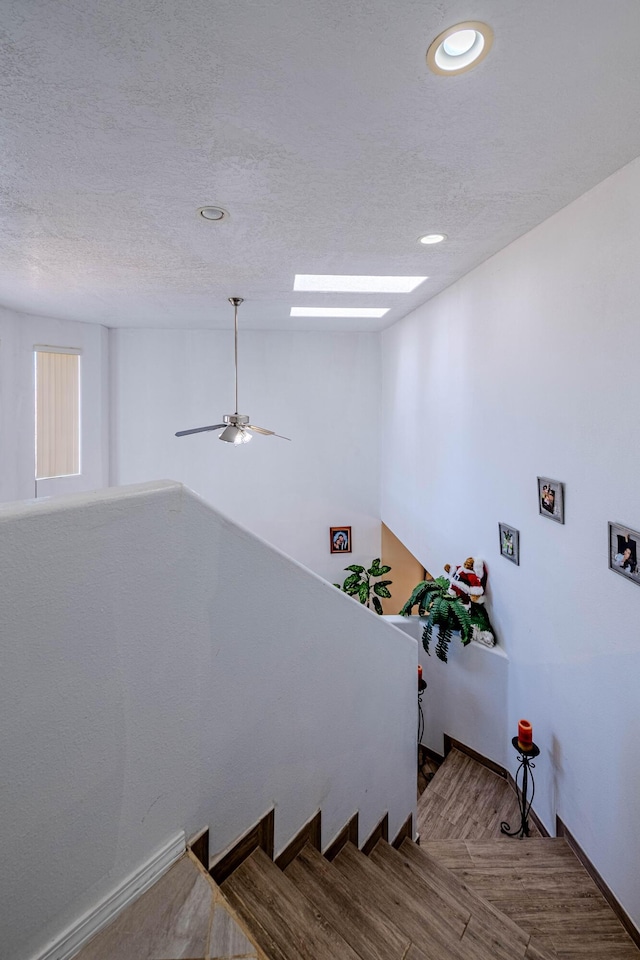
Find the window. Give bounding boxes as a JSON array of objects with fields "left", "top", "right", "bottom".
[{"left": 34, "top": 347, "right": 81, "bottom": 479}]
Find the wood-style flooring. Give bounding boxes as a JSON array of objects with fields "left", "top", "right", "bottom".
[
  {"left": 74, "top": 747, "right": 639, "bottom": 960},
  {"left": 74, "top": 852, "right": 257, "bottom": 960},
  {"left": 418, "top": 749, "right": 640, "bottom": 959},
  {"left": 417, "top": 746, "right": 542, "bottom": 840}
]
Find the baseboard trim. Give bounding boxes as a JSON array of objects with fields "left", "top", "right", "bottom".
[
  {"left": 361, "top": 813, "right": 389, "bottom": 856},
  {"left": 324, "top": 813, "right": 359, "bottom": 861},
  {"left": 420, "top": 744, "right": 445, "bottom": 766},
  {"left": 33, "top": 831, "right": 185, "bottom": 960},
  {"left": 210, "top": 809, "right": 275, "bottom": 885},
  {"left": 444, "top": 734, "right": 507, "bottom": 780},
  {"left": 188, "top": 826, "right": 209, "bottom": 870},
  {"left": 556, "top": 816, "right": 640, "bottom": 947},
  {"left": 392, "top": 814, "right": 413, "bottom": 849},
  {"left": 275, "top": 811, "right": 321, "bottom": 871}
]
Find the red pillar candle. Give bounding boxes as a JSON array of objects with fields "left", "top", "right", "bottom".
[
  {"left": 418, "top": 664, "right": 423, "bottom": 682},
  {"left": 518, "top": 719, "right": 533, "bottom": 745}
]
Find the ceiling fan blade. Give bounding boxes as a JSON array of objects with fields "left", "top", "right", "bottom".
[
  {"left": 175, "top": 424, "right": 226, "bottom": 437},
  {"left": 248, "top": 424, "right": 291, "bottom": 441}
]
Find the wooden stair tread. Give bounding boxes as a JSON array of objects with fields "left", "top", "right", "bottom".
[
  {"left": 373, "top": 839, "right": 556, "bottom": 960},
  {"left": 334, "top": 840, "right": 533, "bottom": 960},
  {"left": 398, "top": 838, "right": 543, "bottom": 956},
  {"left": 284, "top": 841, "right": 411, "bottom": 960},
  {"left": 423, "top": 822, "right": 640, "bottom": 958},
  {"left": 221, "top": 847, "right": 361, "bottom": 960},
  {"left": 368, "top": 839, "right": 471, "bottom": 934},
  {"left": 333, "top": 841, "right": 471, "bottom": 960}
]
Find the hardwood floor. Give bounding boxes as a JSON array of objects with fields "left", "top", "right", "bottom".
[
  {"left": 417, "top": 747, "right": 541, "bottom": 841},
  {"left": 419, "top": 750, "right": 640, "bottom": 959},
  {"left": 74, "top": 747, "right": 639, "bottom": 959}
]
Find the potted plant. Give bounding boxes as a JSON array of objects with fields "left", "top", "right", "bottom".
[
  {"left": 400, "top": 558, "right": 495, "bottom": 661},
  {"left": 334, "top": 558, "right": 392, "bottom": 614}
]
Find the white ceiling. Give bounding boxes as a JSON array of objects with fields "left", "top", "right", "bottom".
[{"left": 2, "top": 0, "right": 640, "bottom": 331}]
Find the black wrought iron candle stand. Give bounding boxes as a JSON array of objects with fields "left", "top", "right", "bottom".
[
  {"left": 418, "top": 677, "right": 427, "bottom": 748},
  {"left": 500, "top": 737, "right": 540, "bottom": 838}
]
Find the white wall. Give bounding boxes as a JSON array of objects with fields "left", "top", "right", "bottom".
[
  {"left": 0, "top": 481, "right": 416, "bottom": 960},
  {"left": 0, "top": 305, "right": 109, "bottom": 502},
  {"left": 381, "top": 155, "right": 640, "bottom": 929},
  {"left": 387, "top": 617, "right": 508, "bottom": 767},
  {"left": 111, "top": 329, "right": 381, "bottom": 583}
]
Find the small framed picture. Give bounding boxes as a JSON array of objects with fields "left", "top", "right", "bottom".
[
  {"left": 537, "top": 477, "right": 564, "bottom": 524},
  {"left": 330, "top": 526, "right": 351, "bottom": 554},
  {"left": 609, "top": 522, "right": 640, "bottom": 586},
  {"left": 499, "top": 523, "right": 520, "bottom": 565}
]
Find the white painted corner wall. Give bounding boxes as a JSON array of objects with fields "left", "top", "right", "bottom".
[
  {"left": 381, "top": 154, "right": 640, "bottom": 930},
  {"left": 0, "top": 305, "right": 109, "bottom": 503},
  {"left": 387, "top": 617, "right": 508, "bottom": 768},
  {"left": 0, "top": 481, "right": 416, "bottom": 960},
  {"left": 110, "top": 328, "right": 381, "bottom": 583}
]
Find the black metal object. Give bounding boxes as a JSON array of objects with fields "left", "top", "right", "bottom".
[
  {"left": 417, "top": 677, "right": 427, "bottom": 746},
  {"left": 501, "top": 737, "right": 540, "bottom": 838}
]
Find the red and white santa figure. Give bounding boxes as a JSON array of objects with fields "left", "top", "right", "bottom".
[{"left": 444, "top": 557, "right": 487, "bottom": 605}]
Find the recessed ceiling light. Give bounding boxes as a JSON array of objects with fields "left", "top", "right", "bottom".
[
  {"left": 294, "top": 275, "right": 427, "bottom": 293},
  {"left": 198, "top": 206, "right": 229, "bottom": 221},
  {"left": 419, "top": 234, "right": 446, "bottom": 245},
  {"left": 290, "top": 307, "right": 389, "bottom": 318},
  {"left": 427, "top": 22, "right": 493, "bottom": 76}
]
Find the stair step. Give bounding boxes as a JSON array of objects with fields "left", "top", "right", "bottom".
[
  {"left": 398, "top": 838, "right": 540, "bottom": 955},
  {"left": 333, "top": 841, "right": 491, "bottom": 960},
  {"left": 371, "top": 839, "right": 555, "bottom": 960},
  {"left": 369, "top": 839, "right": 471, "bottom": 933},
  {"left": 221, "top": 846, "right": 361, "bottom": 960},
  {"left": 424, "top": 836, "right": 640, "bottom": 958},
  {"left": 284, "top": 841, "right": 411, "bottom": 960}
]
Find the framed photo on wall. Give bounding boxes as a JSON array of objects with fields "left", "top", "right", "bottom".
[
  {"left": 537, "top": 476, "right": 564, "bottom": 524},
  {"left": 499, "top": 523, "right": 519, "bottom": 565},
  {"left": 609, "top": 522, "right": 640, "bottom": 586},
  {"left": 330, "top": 526, "right": 352, "bottom": 554}
]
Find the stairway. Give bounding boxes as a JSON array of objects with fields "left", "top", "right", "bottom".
[
  {"left": 74, "top": 748, "right": 640, "bottom": 959},
  {"left": 220, "top": 832, "right": 554, "bottom": 959},
  {"left": 216, "top": 749, "right": 640, "bottom": 960}
]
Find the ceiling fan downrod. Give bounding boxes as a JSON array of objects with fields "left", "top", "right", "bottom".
[
  {"left": 174, "top": 296, "right": 290, "bottom": 443},
  {"left": 229, "top": 296, "right": 243, "bottom": 415}
]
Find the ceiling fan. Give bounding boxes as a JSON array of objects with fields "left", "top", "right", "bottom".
[{"left": 175, "top": 297, "right": 291, "bottom": 445}]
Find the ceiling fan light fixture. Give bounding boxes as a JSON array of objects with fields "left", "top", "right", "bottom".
[
  {"left": 219, "top": 424, "right": 252, "bottom": 444},
  {"left": 175, "top": 298, "right": 290, "bottom": 444},
  {"left": 427, "top": 22, "right": 493, "bottom": 75}
]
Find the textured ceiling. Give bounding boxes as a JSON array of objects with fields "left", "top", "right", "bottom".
[{"left": 2, "top": 0, "right": 640, "bottom": 331}]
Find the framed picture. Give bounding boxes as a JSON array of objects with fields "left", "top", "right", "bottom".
[
  {"left": 330, "top": 526, "right": 351, "bottom": 554},
  {"left": 609, "top": 522, "right": 640, "bottom": 586},
  {"left": 537, "top": 476, "right": 564, "bottom": 524},
  {"left": 499, "top": 523, "right": 519, "bottom": 565}
]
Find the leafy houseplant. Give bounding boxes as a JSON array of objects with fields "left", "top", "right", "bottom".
[
  {"left": 334, "top": 559, "right": 392, "bottom": 615},
  {"left": 400, "top": 573, "right": 495, "bottom": 662}
]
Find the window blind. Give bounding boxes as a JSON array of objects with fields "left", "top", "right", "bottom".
[{"left": 35, "top": 348, "right": 80, "bottom": 479}]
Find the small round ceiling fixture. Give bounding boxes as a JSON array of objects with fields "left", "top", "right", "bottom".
[
  {"left": 419, "top": 233, "right": 446, "bottom": 245},
  {"left": 427, "top": 22, "right": 493, "bottom": 75},
  {"left": 198, "top": 206, "right": 229, "bottom": 222}
]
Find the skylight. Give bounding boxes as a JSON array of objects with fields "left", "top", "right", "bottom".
[
  {"left": 293, "top": 275, "right": 427, "bottom": 293},
  {"left": 290, "top": 307, "right": 389, "bottom": 318}
]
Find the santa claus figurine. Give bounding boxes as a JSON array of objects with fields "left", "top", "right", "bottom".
[{"left": 444, "top": 557, "right": 487, "bottom": 605}]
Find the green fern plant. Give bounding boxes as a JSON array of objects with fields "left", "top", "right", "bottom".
[
  {"left": 334, "top": 558, "right": 392, "bottom": 615},
  {"left": 400, "top": 576, "right": 477, "bottom": 662}
]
